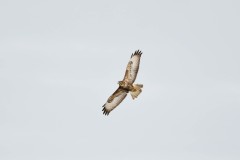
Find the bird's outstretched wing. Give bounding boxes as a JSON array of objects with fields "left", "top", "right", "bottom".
[
  {"left": 123, "top": 50, "right": 142, "bottom": 84},
  {"left": 102, "top": 87, "right": 128, "bottom": 115}
]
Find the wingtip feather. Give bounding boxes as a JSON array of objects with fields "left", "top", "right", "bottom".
[
  {"left": 132, "top": 50, "right": 142, "bottom": 57},
  {"left": 102, "top": 107, "right": 110, "bottom": 116}
]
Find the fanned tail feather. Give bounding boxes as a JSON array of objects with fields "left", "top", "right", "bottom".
[{"left": 130, "top": 84, "right": 143, "bottom": 100}]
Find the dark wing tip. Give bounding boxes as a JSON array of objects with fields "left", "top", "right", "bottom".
[
  {"left": 131, "top": 50, "right": 142, "bottom": 57},
  {"left": 102, "top": 106, "right": 110, "bottom": 116}
]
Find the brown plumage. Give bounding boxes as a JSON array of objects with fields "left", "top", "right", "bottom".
[{"left": 102, "top": 50, "right": 143, "bottom": 115}]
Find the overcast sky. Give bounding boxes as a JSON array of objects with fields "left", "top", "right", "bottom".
[{"left": 0, "top": 0, "right": 240, "bottom": 160}]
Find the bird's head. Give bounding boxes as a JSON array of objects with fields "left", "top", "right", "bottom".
[{"left": 118, "top": 81, "right": 125, "bottom": 87}]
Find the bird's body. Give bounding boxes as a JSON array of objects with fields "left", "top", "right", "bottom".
[
  {"left": 102, "top": 50, "right": 143, "bottom": 115},
  {"left": 118, "top": 81, "right": 134, "bottom": 91}
]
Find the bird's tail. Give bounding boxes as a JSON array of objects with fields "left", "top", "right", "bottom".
[{"left": 130, "top": 84, "right": 143, "bottom": 100}]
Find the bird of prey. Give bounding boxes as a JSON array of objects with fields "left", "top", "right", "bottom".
[{"left": 102, "top": 50, "right": 143, "bottom": 115}]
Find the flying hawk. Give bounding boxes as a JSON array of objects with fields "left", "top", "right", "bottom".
[{"left": 102, "top": 50, "right": 143, "bottom": 115}]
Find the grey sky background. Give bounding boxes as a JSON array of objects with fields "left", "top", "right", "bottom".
[{"left": 0, "top": 0, "right": 240, "bottom": 159}]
